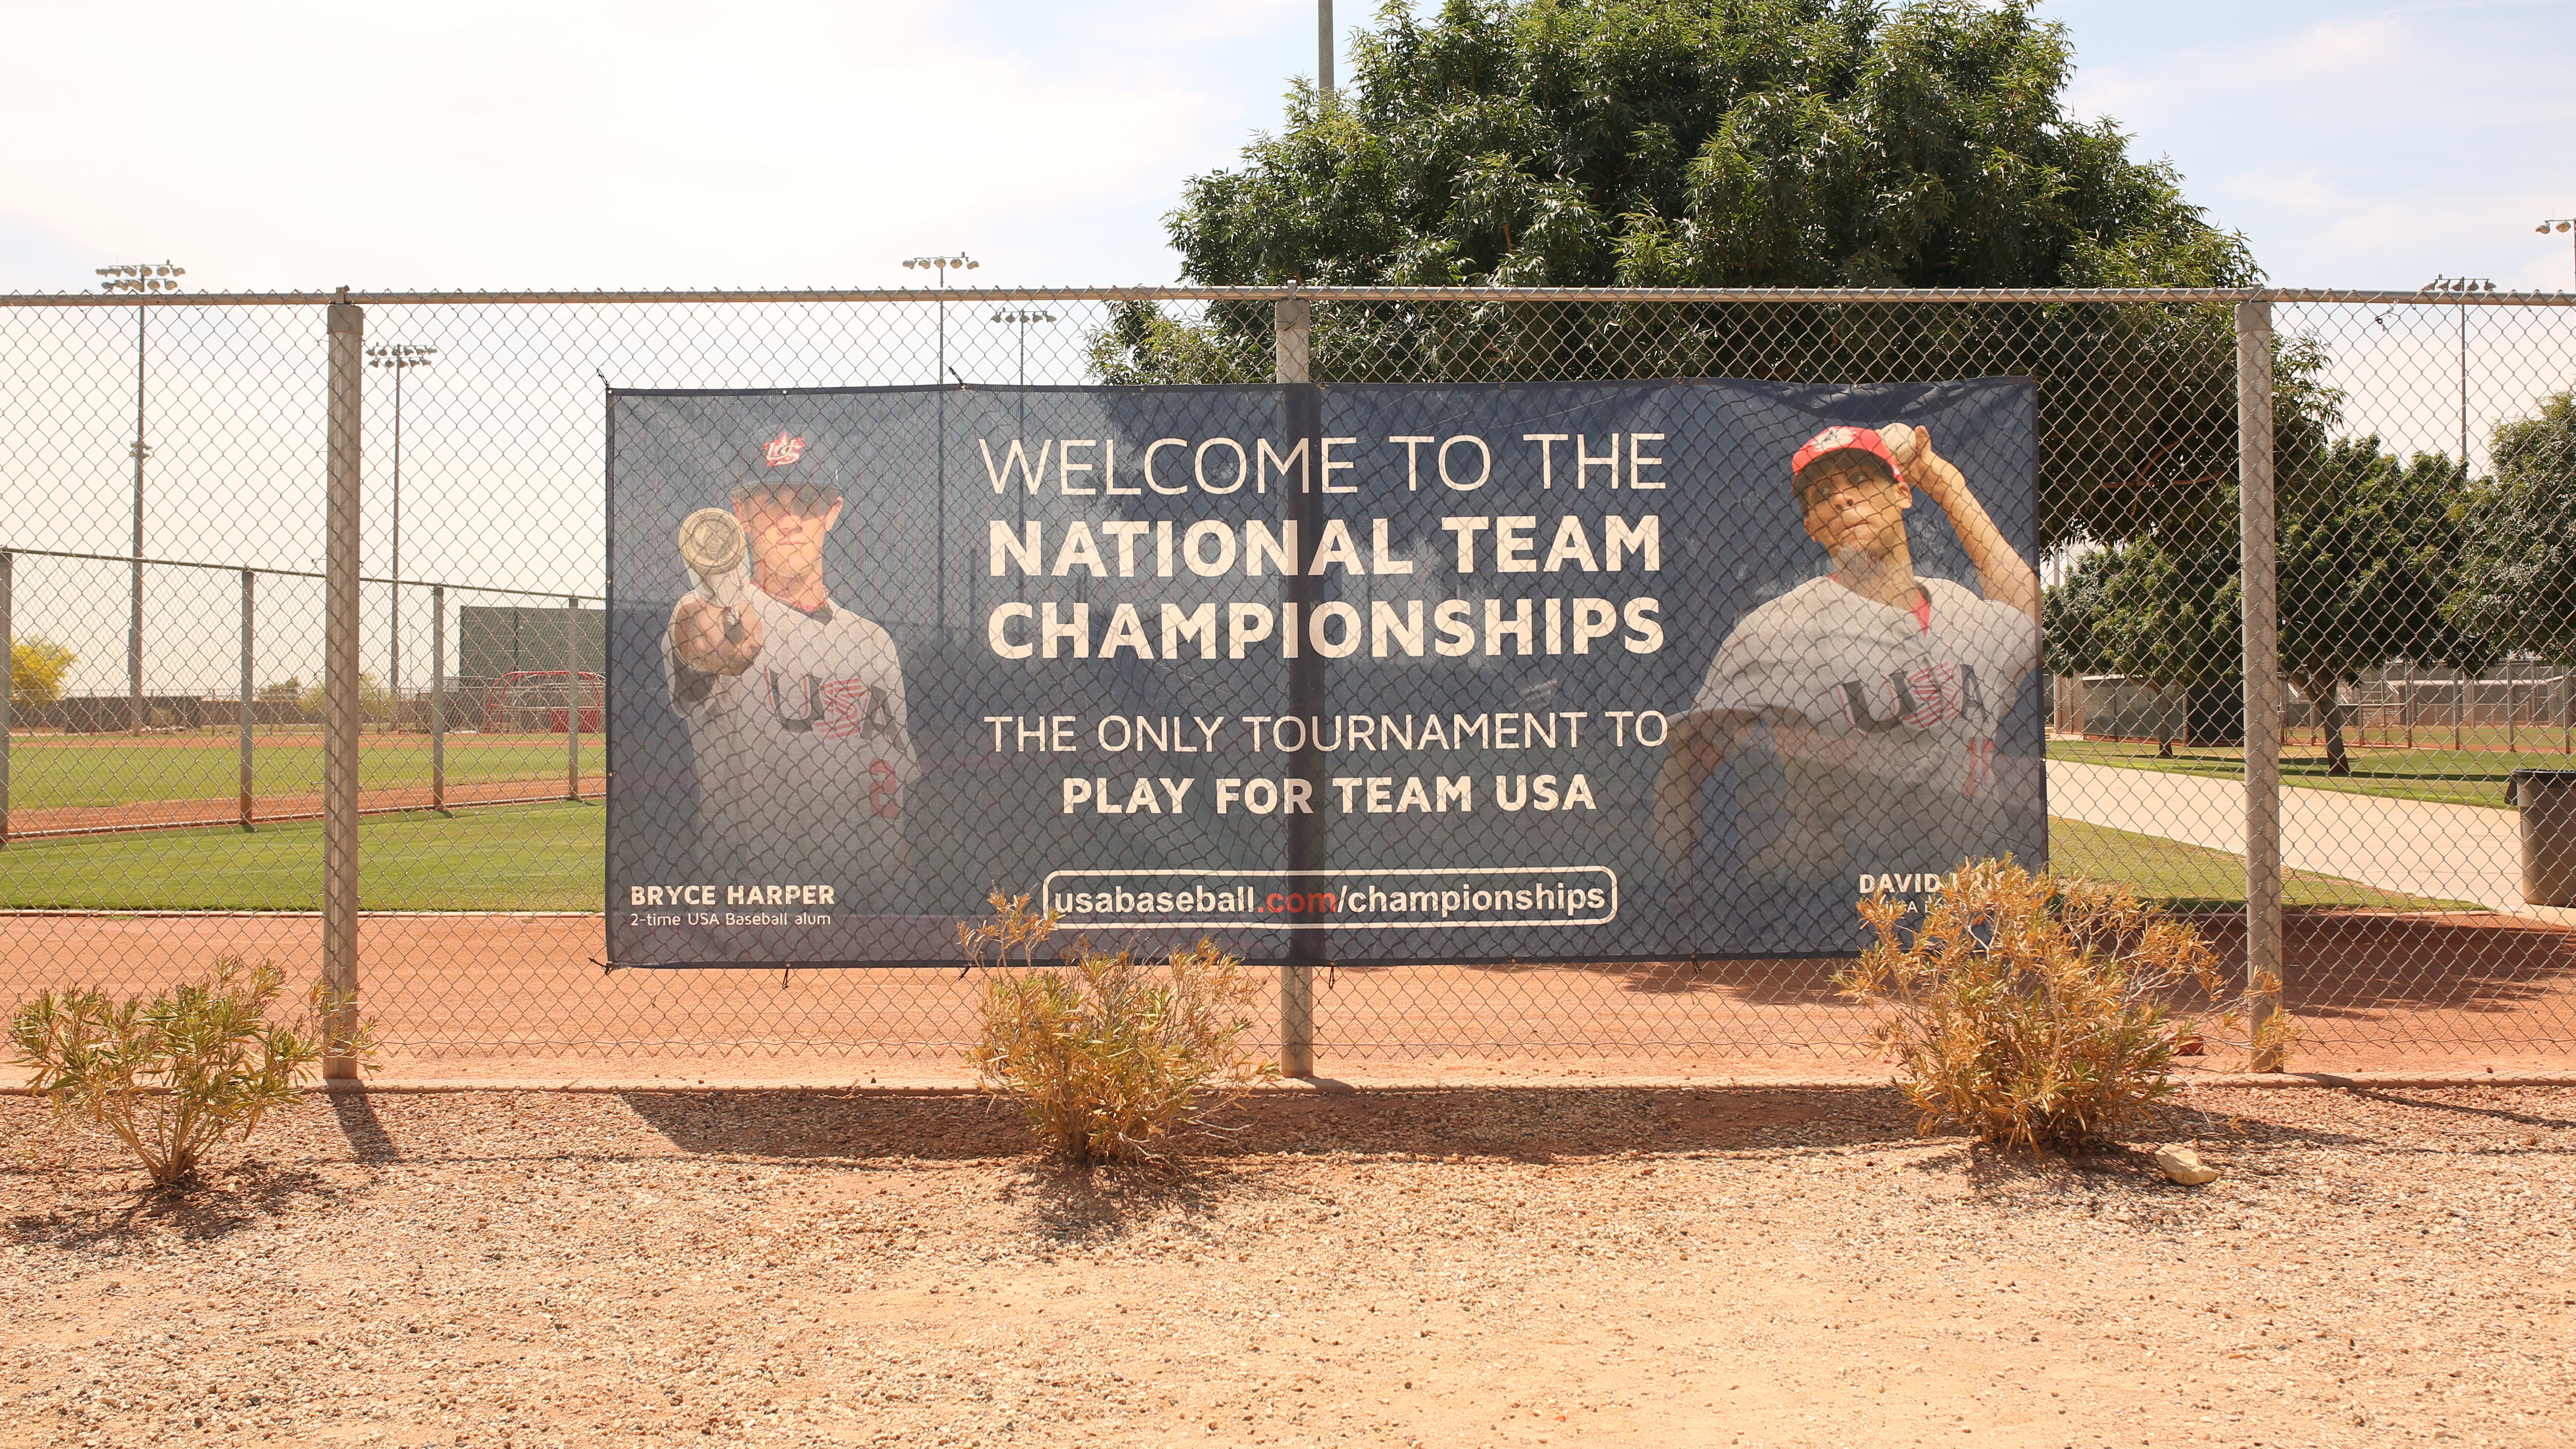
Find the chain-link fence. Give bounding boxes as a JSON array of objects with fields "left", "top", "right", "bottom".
[{"left": 3, "top": 285, "right": 2572, "bottom": 1078}]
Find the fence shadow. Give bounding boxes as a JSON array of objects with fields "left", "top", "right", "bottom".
[
  {"left": 2233, "top": 913, "right": 2576, "bottom": 1016},
  {"left": 618, "top": 1089, "right": 1026, "bottom": 1162}
]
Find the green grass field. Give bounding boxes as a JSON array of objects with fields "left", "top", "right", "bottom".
[
  {"left": 2048, "top": 737, "right": 2571, "bottom": 809},
  {"left": 3, "top": 733, "right": 586, "bottom": 810},
  {"left": 0, "top": 802, "right": 601, "bottom": 910},
  {"left": 0, "top": 799, "right": 2471, "bottom": 916},
  {"left": 2045, "top": 816, "right": 2478, "bottom": 913}
]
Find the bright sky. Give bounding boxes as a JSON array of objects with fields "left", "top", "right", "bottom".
[
  {"left": 2, "top": 0, "right": 2570, "bottom": 698},
  {"left": 1, "top": 0, "right": 2568, "bottom": 295}
]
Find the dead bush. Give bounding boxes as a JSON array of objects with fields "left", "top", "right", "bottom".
[
  {"left": 963, "top": 892, "right": 1274, "bottom": 1167},
  {"left": 1837, "top": 860, "right": 2233, "bottom": 1153},
  {"left": 9, "top": 958, "right": 370, "bottom": 1188}
]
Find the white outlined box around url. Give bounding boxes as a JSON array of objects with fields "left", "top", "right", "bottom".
[{"left": 1038, "top": 866, "right": 1619, "bottom": 931}]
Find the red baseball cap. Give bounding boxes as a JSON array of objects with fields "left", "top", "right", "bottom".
[{"left": 1791, "top": 425, "right": 1903, "bottom": 489}]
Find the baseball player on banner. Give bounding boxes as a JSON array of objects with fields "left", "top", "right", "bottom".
[
  {"left": 665, "top": 429, "right": 915, "bottom": 906},
  {"left": 1653, "top": 422, "right": 2041, "bottom": 907}
]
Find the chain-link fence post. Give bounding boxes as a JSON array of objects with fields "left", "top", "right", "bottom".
[
  {"left": 430, "top": 583, "right": 445, "bottom": 811},
  {"left": 2237, "top": 297, "right": 2285, "bottom": 1071},
  {"left": 1275, "top": 294, "right": 1318, "bottom": 1078},
  {"left": 1, "top": 549, "right": 12, "bottom": 848},
  {"left": 324, "top": 300, "right": 364, "bottom": 1079},
  {"left": 238, "top": 568, "right": 254, "bottom": 831},
  {"left": 566, "top": 595, "right": 582, "bottom": 801}
]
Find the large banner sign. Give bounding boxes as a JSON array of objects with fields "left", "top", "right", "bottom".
[{"left": 606, "top": 379, "right": 2042, "bottom": 967}]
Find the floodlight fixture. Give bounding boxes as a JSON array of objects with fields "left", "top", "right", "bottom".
[
  {"left": 96, "top": 260, "right": 184, "bottom": 293},
  {"left": 2538, "top": 217, "right": 2576, "bottom": 286}
]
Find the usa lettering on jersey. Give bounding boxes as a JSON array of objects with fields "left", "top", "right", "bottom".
[{"left": 1838, "top": 661, "right": 1990, "bottom": 733}]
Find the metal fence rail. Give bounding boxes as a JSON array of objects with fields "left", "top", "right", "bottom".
[{"left": 3, "top": 285, "right": 2572, "bottom": 1078}]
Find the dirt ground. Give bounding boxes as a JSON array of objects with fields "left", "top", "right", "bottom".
[
  {"left": 5, "top": 909, "right": 2574, "bottom": 1080},
  {"left": 4, "top": 1084, "right": 2571, "bottom": 1448}
]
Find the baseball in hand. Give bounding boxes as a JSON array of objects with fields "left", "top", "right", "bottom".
[{"left": 1882, "top": 422, "right": 1924, "bottom": 466}]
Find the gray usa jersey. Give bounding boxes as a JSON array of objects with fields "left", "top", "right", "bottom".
[
  {"left": 1691, "top": 574, "right": 2038, "bottom": 888},
  {"left": 665, "top": 586, "right": 916, "bottom": 908}
]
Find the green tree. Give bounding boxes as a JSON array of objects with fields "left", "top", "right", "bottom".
[
  {"left": 298, "top": 672, "right": 395, "bottom": 724},
  {"left": 2277, "top": 438, "right": 2489, "bottom": 774},
  {"left": 1114, "top": 0, "right": 2268, "bottom": 551},
  {"left": 2043, "top": 537, "right": 2237, "bottom": 756},
  {"left": 8, "top": 636, "right": 75, "bottom": 706},
  {"left": 2052, "top": 435, "right": 2488, "bottom": 773},
  {"left": 2448, "top": 387, "right": 2576, "bottom": 665}
]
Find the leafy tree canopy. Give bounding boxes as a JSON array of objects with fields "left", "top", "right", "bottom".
[
  {"left": 2047, "top": 433, "right": 2491, "bottom": 773},
  {"left": 1112, "top": 0, "right": 2268, "bottom": 552},
  {"left": 2276, "top": 438, "right": 2490, "bottom": 772},
  {"left": 1169, "top": 0, "right": 2253, "bottom": 292},
  {"left": 9, "top": 636, "right": 75, "bottom": 706},
  {"left": 2447, "top": 387, "right": 2576, "bottom": 665}
]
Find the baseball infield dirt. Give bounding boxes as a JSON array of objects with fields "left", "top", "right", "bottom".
[{"left": 4, "top": 1084, "right": 2570, "bottom": 1447}]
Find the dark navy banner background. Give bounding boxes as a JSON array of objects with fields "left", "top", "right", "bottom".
[{"left": 606, "top": 379, "right": 2041, "bottom": 967}]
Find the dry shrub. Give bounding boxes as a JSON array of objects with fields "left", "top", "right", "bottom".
[
  {"left": 9, "top": 958, "right": 371, "bottom": 1188},
  {"left": 962, "top": 892, "right": 1275, "bottom": 1167},
  {"left": 1838, "top": 860, "right": 2231, "bottom": 1153}
]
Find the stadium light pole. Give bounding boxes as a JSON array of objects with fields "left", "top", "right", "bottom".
[
  {"left": 365, "top": 343, "right": 439, "bottom": 717},
  {"left": 2419, "top": 275, "right": 2494, "bottom": 468},
  {"left": 903, "top": 253, "right": 977, "bottom": 632},
  {"left": 1318, "top": 0, "right": 1335, "bottom": 107},
  {"left": 991, "top": 307, "right": 1054, "bottom": 389},
  {"left": 94, "top": 261, "right": 184, "bottom": 732},
  {"left": 990, "top": 309, "right": 1052, "bottom": 622},
  {"left": 900, "top": 252, "right": 978, "bottom": 385},
  {"left": 2539, "top": 217, "right": 2576, "bottom": 287}
]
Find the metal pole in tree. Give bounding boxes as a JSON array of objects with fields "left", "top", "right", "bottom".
[
  {"left": 2237, "top": 297, "right": 2284, "bottom": 1072},
  {"left": 431, "top": 584, "right": 446, "bottom": 811},
  {"left": 95, "top": 262, "right": 183, "bottom": 731},
  {"left": 1318, "top": 0, "right": 1334, "bottom": 106},
  {"left": 1275, "top": 293, "right": 1318, "bottom": 1079},
  {"left": 324, "top": 296, "right": 365, "bottom": 1081},
  {"left": 239, "top": 569, "right": 254, "bottom": 832}
]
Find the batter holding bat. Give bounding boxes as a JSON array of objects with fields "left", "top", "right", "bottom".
[
  {"left": 1652, "top": 422, "right": 2040, "bottom": 914},
  {"left": 665, "top": 429, "right": 914, "bottom": 905}
]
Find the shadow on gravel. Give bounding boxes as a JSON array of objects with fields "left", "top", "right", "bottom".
[
  {"left": 993, "top": 1157, "right": 1274, "bottom": 1246},
  {"left": 4, "top": 1159, "right": 347, "bottom": 1249},
  {"left": 2339, "top": 1088, "right": 2576, "bottom": 1132},
  {"left": 330, "top": 1092, "right": 402, "bottom": 1164},
  {"left": 614, "top": 1083, "right": 2496, "bottom": 1173},
  {"left": 620, "top": 1090, "right": 1025, "bottom": 1161},
  {"left": 623, "top": 1085, "right": 1943, "bottom": 1163},
  {"left": 1204, "top": 1086, "right": 1938, "bottom": 1160}
]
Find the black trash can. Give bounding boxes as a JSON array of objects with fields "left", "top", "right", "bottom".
[{"left": 2508, "top": 769, "right": 2576, "bottom": 907}]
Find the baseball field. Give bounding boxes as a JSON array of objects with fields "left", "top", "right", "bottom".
[
  {"left": 0, "top": 794, "right": 2471, "bottom": 914},
  {"left": 2047, "top": 735, "right": 2574, "bottom": 808},
  {"left": 2, "top": 729, "right": 586, "bottom": 810}
]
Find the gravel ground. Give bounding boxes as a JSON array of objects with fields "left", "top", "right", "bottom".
[{"left": 3, "top": 1084, "right": 2572, "bottom": 1448}]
